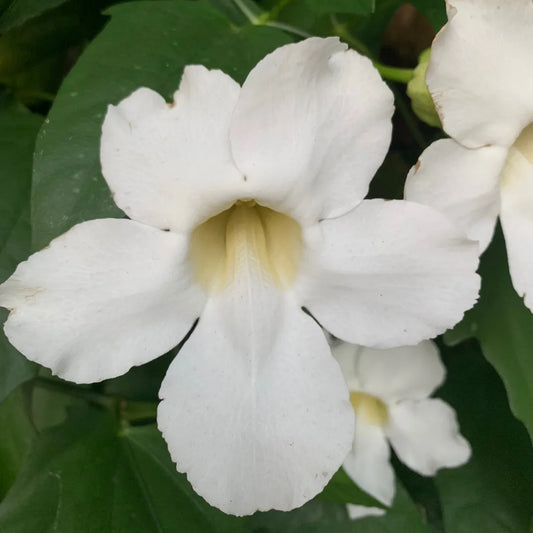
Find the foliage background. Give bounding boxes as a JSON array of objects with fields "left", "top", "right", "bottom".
[{"left": 0, "top": 0, "right": 531, "bottom": 531}]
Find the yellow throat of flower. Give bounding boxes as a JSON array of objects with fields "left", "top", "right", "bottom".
[
  {"left": 189, "top": 200, "right": 303, "bottom": 294},
  {"left": 350, "top": 391, "right": 389, "bottom": 427}
]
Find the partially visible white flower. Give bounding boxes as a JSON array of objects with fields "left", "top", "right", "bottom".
[
  {"left": 405, "top": 0, "right": 533, "bottom": 310},
  {"left": 0, "top": 38, "right": 480, "bottom": 515},
  {"left": 332, "top": 340, "right": 470, "bottom": 516}
]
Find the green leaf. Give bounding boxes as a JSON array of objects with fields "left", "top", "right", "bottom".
[
  {"left": 0, "top": 109, "right": 41, "bottom": 279},
  {"left": 319, "top": 467, "right": 385, "bottom": 509},
  {"left": 304, "top": 0, "right": 375, "bottom": 16},
  {"left": 445, "top": 227, "right": 533, "bottom": 438},
  {"left": 348, "top": 484, "right": 430, "bottom": 533},
  {"left": 0, "top": 110, "right": 41, "bottom": 402},
  {"left": 31, "top": 1, "right": 292, "bottom": 249},
  {"left": 30, "top": 378, "right": 85, "bottom": 432},
  {"left": 436, "top": 341, "right": 533, "bottom": 532},
  {"left": 103, "top": 351, "right": 174, "bottom": 402},
  {"left": 0, "top": 387, "right": 35, "bottom": 499},
  {"left": 252, "top": 482, "right": 429, "bottom": 533},
  {"left": 198, "top": 0, "right": 248, "bottom": 25},
  {"left": 410, "top": 0, "right": 446, "bottom": 31},
  {"left": 0, "top": 406, "right": 248, "bottom": 532},
  {"left": 251, "top": 499, "right": 350, "bottom": 533},
  {"left": 0, "top": 310, "right": 36, "bottom": 404},
  {"left": 0, "top": 0, "right": 68, "bottom": 32},
  {"left": 0, "top": 3, "right": 87, "bottom": 104}
]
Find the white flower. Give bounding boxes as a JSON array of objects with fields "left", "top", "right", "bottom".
[
  {"left": 0, "top": 38, "right": 479, "bottom": 515},
  {"left": 332, "top": 340, "right": 471, "bottom": 517},
  {"left": 405, "top": 0, "right": 533, "bottom": 310}
]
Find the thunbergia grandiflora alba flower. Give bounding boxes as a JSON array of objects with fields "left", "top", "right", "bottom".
[
  {"left": 0, "top": 38, "right": 480, "bottom": 515},
  {"left": 405, "top": 0, "right": 533, "bottom": 311},
  {"left": 332, "top": 340, "right": 470, "bottom": 518}
]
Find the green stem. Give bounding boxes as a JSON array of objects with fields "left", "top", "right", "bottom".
[
  {"left": 33, "top": 376, "right": 159, "bottom": 422},
  {"left": 33, "top": 376, "right": 114, "bottom": 407},
  {"left": 262, "top": 0, "right": 294, "bottom": 22},
  {"left": 331, "top": 15, "right": 372, "bottom": 55},
  {"left": 120, "top": 401, "right": 158, "bottom": 422},
  {"left": 265, "top": 20, "right": 312, "bottom": 38},
  {"left": 231, "top": 0, "right": 261, "bottom": 24},
  {"left": 232, "top": 0, "right": 309, "bottom": 38},
  {"left": 374, "top": 63, "right": 414, "bottom": 84}
]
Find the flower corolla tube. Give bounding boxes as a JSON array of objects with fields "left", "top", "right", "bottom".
[
  {"left": 0, "top": 37, "right": 480, "bottom": 515},
  {"left": 405, "top": 0, "right": 533, "bottom": 311}
]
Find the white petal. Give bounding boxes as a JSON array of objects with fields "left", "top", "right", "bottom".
[
  {"left": 427, "top": 0, "right": 533, "bottom": 148},
  {"left": 0, "top": 219, "right": 204, "bottom": 383},
  {"left": 343, "top": 419, "right": 395, "bottom": 506},
  {"left": 329, "top": 341, "right": 363, "bottom": 391},
  {"left": 333, "top": 341, "right": 445, "bottom": 403},
  {"left": 346, "top": 505, "right": 385, "bottom": 520},
  {"left": 100, "top": 66, "right": 245, "bottom": 233},
  {"left": 386, "top": 399, "right": 471, "bottom": 476},
  {"left": 230, "top": 37, "right": 394, "bottom": 224},
  {"left": 298, "top": 199, "right": 480, "bottom": 348},
  {"left": 500, "top": 144, "right": 533, "bottom": 311},
  {"left": 405, "top": 139, "right": 505, "bottom": 252},
  {"left": 158, "top": 273, "right": 353, "bottom": 515}
]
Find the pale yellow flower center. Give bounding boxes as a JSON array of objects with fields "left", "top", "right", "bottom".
[
  {"left": 350, "top": 391, "right": 389, "bottom": 427},
  {"left": 501, "top": 122, "right": 533, "bottom": 188},
  {"left": 189, "top": 200, "right": 303, "bottom": 294}
]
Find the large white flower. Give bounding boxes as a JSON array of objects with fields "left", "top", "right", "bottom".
[
  {"left": 332, "top": 340, "right": 470, "bottom": 517},
  {"left": 405, "top": 0, "right": 533, "bottom": 310},
  {"left": 0, "top": 38, "right": 479, "bottom": 515}
]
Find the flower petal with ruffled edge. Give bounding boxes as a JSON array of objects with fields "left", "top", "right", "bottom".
[
  {"left": 351, "top": 341, "right": 445, "bottom": 403},
  {"left": 298, "top": 199, "right": 480, "bottom": 348},
  {"left": 230, "top": 37, "right": 394, "bottom": 224},
  {"left": 428, "top": 0, "right": 533, "bottom": 148},
  {"left": 101, "top": 66, "right": 246, "bottom": 233},
  {"left": 386, "top": 399, "right": 471, "bottom": 476},
  {"left": 158, "top": 261, "right": 353, "bottom": 515},
  {"left": 0, "top": 219, "right": 204, "bottom": 383},
  {"left": 405, "top": 139, "right": 505, "bottom": 252}
]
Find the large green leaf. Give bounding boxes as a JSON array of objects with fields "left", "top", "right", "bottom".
[
  {"left": 0, "top": 109, "right": 41, "bottom": 279},
  {"left": 0, "top": 309, "right": 36, "bottom": 404},
  {"left": 0, "top": 387, "right": 35, "bottom": 499},
  {"left": 31, "top": 1, "right": 292, "bottom": 249},
  {"left": 0, "top": 2, "right": 92, "bottom": 104},
  {"left": 0, "top": 110, "right": 41, "bottom": 402},
  {"left": 251, "top": 499, "right": 350, "bottom": 533},
  {"left": 436, "top": 340, "right": 533, "bottom": 532},
  {"left": 445, "top": 227, "right": 533, "bottom": 438},
  {"left": 304, "top": 0, "right": 375, "bottom": 16},
  {"left": 0, "top": 0, "right": 68, "bottom": 32},
  {"left": 0, "top": 406, "right": 248, "bottom": 532},
  {"left": 251, "top": 482, "right": 430, "bottom": 533}
]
